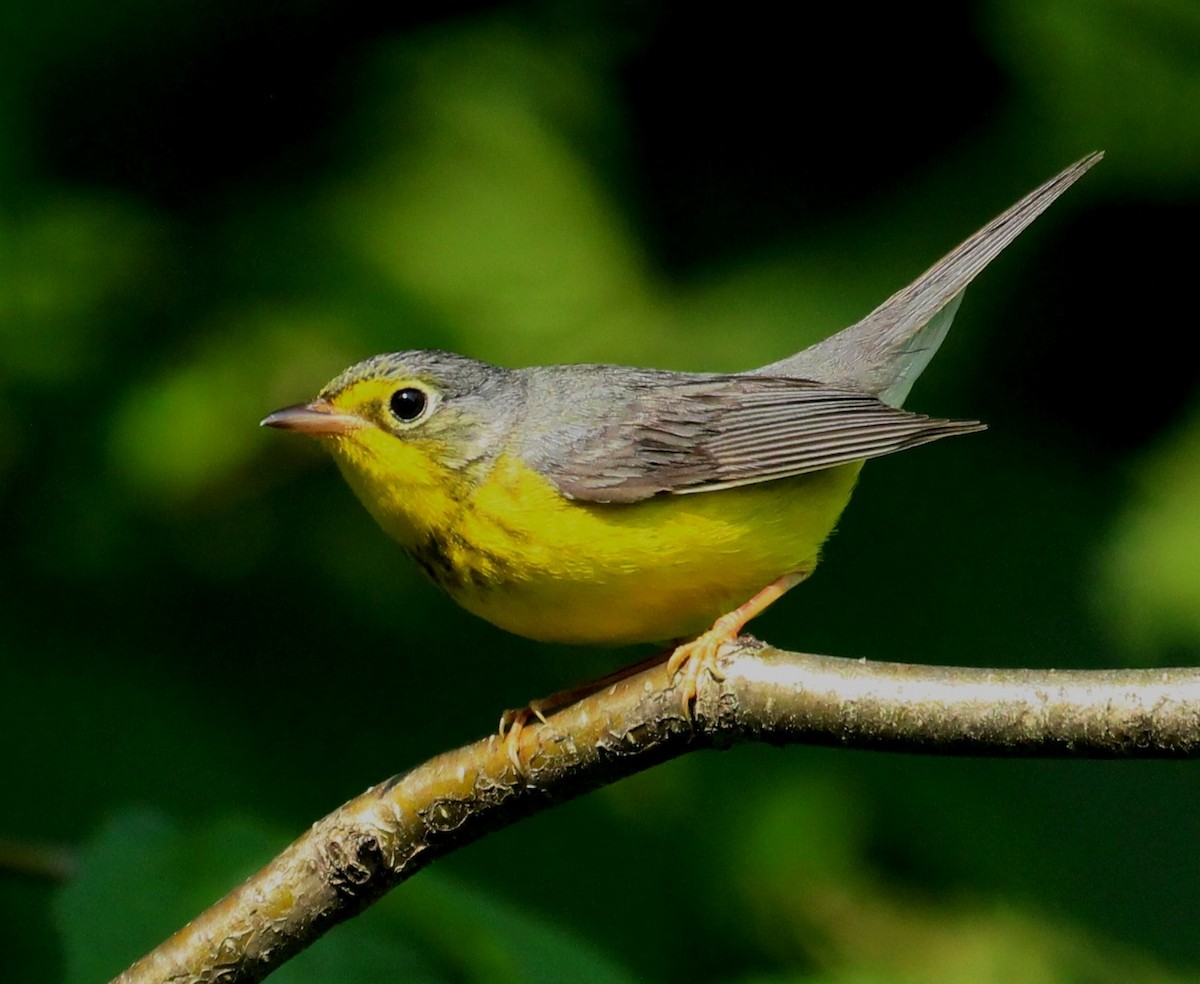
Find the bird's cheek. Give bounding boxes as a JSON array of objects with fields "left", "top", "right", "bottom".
[{"left": 332, "top": 430, "right": 449, "bottom": 496}]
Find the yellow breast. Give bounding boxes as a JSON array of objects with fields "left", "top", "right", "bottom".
[{"left": 332, "top": 426, "right": 861, "bottom": 646}]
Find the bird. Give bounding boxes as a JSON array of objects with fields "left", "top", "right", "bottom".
[{"left": 262, "top": 152, "right": 1101, "bottom": 746}]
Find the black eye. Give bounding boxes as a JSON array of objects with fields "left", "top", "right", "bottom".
[{"left": 389, "top": 387, "right": 428, "bottom": 422}]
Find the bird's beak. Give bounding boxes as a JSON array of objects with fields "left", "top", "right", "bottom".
[{"left": 260, "top": 399, "right": 368, "bottom": 436}]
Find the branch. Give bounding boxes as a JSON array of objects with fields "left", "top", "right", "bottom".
[
  {"left": 113, "top": 640, "right": 1200, "bottom": 983},
  {"left": 0, "top": 838, "right": 76, "bottom": 883}
]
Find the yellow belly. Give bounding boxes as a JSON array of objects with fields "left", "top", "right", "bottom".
[{"left": 386, "top": 454, "right": 864, "bottom": 646}]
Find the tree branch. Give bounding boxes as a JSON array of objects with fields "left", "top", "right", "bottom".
[
  {"left": 113, "top": 640, "right": 1200, "bottom": 983},
  {"left": 0, "top": 838, "right": 76, "bottom": 883}
]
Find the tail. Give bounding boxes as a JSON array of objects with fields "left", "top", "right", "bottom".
[{"left": 756, "top": 152, "right": 1103, "bottom": 406}]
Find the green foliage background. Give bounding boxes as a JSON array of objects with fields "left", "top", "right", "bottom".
[{"left": 4, "top": 1, "right": 1200, "bottom": 981}]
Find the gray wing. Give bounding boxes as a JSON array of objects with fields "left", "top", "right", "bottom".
[
  {"left": 757, "top": 152, "right": 1103, "bottom": 406},
  {"left": 531, "top": 373, "right": 984, "bottom": 504}
]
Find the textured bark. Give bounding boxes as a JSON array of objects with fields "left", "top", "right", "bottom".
[{"left": 114, "top": 639, "right": 1200, "bottom": 983}]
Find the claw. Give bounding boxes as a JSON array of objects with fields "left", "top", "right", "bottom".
[
  {"left": 666, "top": 570, "right": 810, "bottom": 718},
  {"left": 498, "top": 702, "right": 550, "bottom": 775},
  {"left": 667, "top": 616, "right": 737, "bottom": 719},
  {"left": 495, "top": 653, "right": 669, "bottom": 775},
  {"left": 498, "top": 570, "right": 809, "bottom": 758}
]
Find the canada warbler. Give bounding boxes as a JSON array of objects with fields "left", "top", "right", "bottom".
[{"left": 264, "top": 153, "right": 1100, "bottom": 720}]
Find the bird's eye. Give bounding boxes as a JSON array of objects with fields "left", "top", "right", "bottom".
[{"left": 389, "top": 387, "right": 429, "bottom": 423}]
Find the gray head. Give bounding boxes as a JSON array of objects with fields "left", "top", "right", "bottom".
[{"left": 263, "top": 349, "right": 524, "bottom": 476}]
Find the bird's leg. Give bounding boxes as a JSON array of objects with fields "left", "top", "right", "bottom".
[
  {"left": 501, "top": 570, "right": 810, "bottom": 768},
  {"left": 667, "top": 570, "right": 810, "bottom": 718},
  {"left": 499, "top": 650, "right": 672, "bottom": 773}
]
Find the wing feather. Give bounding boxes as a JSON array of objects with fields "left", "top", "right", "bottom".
[{"left": 537, "top": 373, "right": 983, "bottom": 503}]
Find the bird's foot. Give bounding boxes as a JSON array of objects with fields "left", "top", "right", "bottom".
[
  {"left": 498, "top": 701, "right": 550, "bottom": 775},
  {"left": 666, "top": 614, "right": 740, "bottom": 720}
]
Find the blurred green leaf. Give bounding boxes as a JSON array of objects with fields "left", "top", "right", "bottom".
[
  {"left": 734, "top": 793, "right": 1181, "bottom": 984},
  {"left": 1099, "top": 404, "right": 1200, "bottom": 653},
  {"left": 56, "top": 810, "right": 639, "bottom": 984},
  {"left": 0, "top": 197, "right": 161, "bottom": 384},
  {"left": 987, "top": 0, "right": 1200, "bottom": 182},
  {"left": 55, "top": 811, "right": 270, "bottom": 984},
  {"left": 105, "top": 310, "right": 354, "bottom": 501},
  {"left": 380, "top": 867, "right": 640, "bottom": 984},
  {"left": 326, "top": 22, "right": 664, "bottom": 367}
]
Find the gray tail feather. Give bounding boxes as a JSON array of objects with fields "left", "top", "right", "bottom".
[{"left": 757, "top": 152, "right": 1103, "bottom": 406}]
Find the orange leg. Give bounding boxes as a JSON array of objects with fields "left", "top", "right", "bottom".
[
  {"left": 499, "top": 651, "right": 671, "bottom": 773},
  {"left": 666, "top": 570, "right": 810, "bottom": 717},
  {"left": 500, "top": 570, "right": 809, "bottom": 769}
]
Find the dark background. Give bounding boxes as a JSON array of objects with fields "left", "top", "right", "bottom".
[{"left": 5, "top": 1, "right": 1200, "bottom": 981}]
